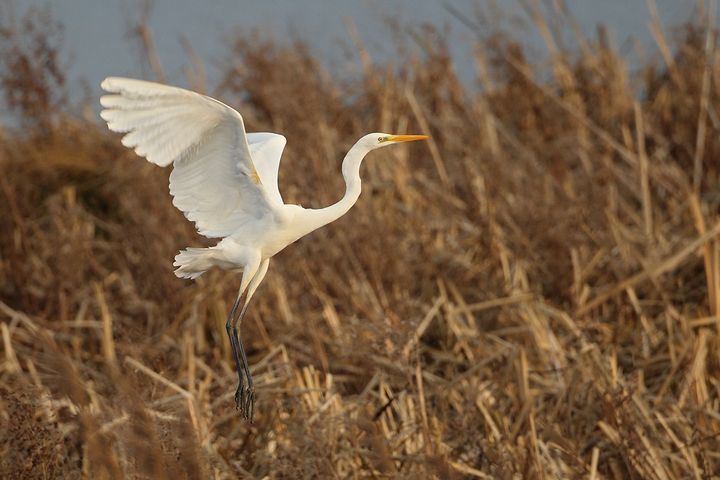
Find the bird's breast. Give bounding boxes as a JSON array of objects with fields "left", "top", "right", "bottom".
[{"left": 255, "top": 205, "right": 306, "bottom": 259}]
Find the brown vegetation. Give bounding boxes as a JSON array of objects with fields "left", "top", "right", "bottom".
[{"left": 2, "top": 5, "right": 720, "bottom": 479}]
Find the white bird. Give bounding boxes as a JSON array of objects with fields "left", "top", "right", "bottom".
[{"left": 99, "top": 77, "right": 428, "bottom": 421}]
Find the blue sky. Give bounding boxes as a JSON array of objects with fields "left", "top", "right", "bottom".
[{"left": 6, "top": 0, "right": 700, "bottom": 97}]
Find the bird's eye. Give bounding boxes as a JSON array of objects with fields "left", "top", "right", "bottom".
[{"left": 378, "top": 137, "right": 383, "bottom": 142}]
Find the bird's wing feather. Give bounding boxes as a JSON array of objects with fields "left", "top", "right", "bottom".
[
  {"left": 246, "top": 132, "right": 287, "bottom": 205},
  {"left": 100, "top": 77, "right": 284, "bottom": 238}
]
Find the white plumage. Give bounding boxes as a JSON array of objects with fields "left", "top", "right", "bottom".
[
  {"left": 100, "top": 76, "right": 428, "bottom": 420},
  {"left": 101, "top": 77, "right": 281, "bottom": 239}
]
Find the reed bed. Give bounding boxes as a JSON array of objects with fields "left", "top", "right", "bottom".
[{"left": 1, "top": 4, "right": 720, "bottom": 479}]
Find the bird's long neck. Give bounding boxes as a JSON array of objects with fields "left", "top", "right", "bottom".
[{"left": 300, "top": 142, "right": 369, "bottom": 233}]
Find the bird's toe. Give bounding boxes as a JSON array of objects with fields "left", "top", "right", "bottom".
[
  {"left": 236, "top": 386, "right": 256, "bottom": 422},
  {"left": 234, "top": 384, "right": 244, "bottom": 410}
]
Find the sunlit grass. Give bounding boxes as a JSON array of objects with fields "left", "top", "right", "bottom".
[{"left": 1, "top": 4, "right": 720, "bottom": 479}]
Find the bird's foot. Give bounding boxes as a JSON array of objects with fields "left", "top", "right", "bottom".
[
  {"left": 235, "top": 384, "right": 256, "bottom": 422},
  {"left": 234, "top": 384, "right": 244, "bottom": 411}
]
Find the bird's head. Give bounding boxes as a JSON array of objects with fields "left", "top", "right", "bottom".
[
  {"left": 343, "top": 133, "right": 429, "bottom": 177},
  {"left": 361, "top": 133, "right": 430, "bottom": 151}
]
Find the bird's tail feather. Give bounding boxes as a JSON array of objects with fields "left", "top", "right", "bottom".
[{"left": 173, "top": 247, "right": 214, "bottom": 279}]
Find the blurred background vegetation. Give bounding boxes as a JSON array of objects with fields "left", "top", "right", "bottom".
[{"left": 1, "top": 2, "right": 720, "bottom": 479}]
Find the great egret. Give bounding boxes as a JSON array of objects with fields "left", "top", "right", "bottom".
[{"left": 100, "top": 77, "right": 428, "bottom": 421}]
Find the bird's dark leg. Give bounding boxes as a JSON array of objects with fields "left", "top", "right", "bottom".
[
  {"left": 225, "top": 290, "right": 247, "bottom": 411},
  {"left": 226, "top": 257, "right": 267, "bottom": 421},
  {"left": 232, "top": 300, "right": 255, "bottom": 421}
]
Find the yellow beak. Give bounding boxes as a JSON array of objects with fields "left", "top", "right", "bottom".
[{"left": 388, "top": 134, "right": 429, "bottom": 143}]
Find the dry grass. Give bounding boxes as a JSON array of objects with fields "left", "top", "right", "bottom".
[{"left": 2, "top": 4, "right": 720, "bottom": 479}]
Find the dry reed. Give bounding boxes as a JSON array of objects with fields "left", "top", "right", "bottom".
[{"left": 2, "top": 4, "right": 720, "bottom": 479}]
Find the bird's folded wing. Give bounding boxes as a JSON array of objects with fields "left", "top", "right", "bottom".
[{"left": 100, "top": 77, "right": 282, "bottom": 238}]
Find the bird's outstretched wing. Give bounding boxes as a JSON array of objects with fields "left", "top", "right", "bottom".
[
  {"left": 100, "top": 77, "right": 285, "bottom": 238},
  {"left": 246, "top": 132, "right": 287, "bottom": 205}
]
